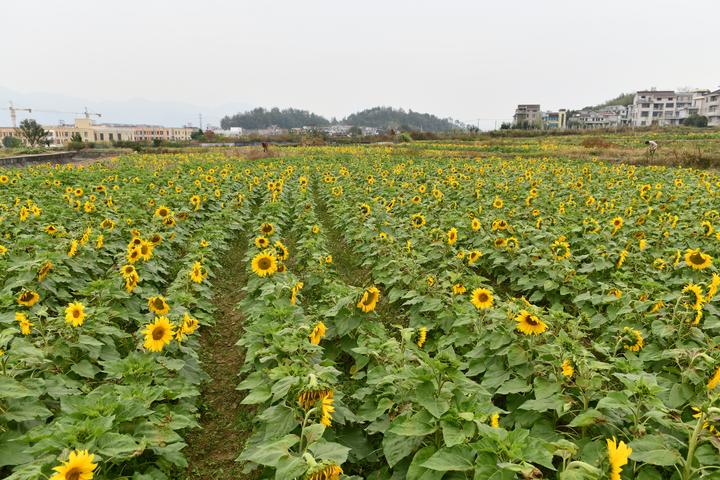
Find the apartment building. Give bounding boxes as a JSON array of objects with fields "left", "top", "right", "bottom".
[
  {"left": 513, "top": 104, "right": 542, "bottom": 128},
  {"left": 630, "top": 90, "right": 698, "bottom": 127},
  {"left": 693, "top": 89, "right": 720, "bottom": 126},
  {"left": 1, "top": 117, "right": 195, "bottom": 146},
  {"left": 542, "top": 109, "right": 567, "bottom": 129},
  {"left": 570, "top": 105, "right": 631, "bottom": 129}
]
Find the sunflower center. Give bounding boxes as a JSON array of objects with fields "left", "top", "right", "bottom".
[
  {"left": 478, "top": 293, "right": 488, "bottom": 303},
  {"left": 258, "top": 258, "right": 272, "bottom": 270},
  {"left": 153, "top": 299, "right": 164, "bottom": 309},
  {"left": 526, "top": 316, "right": 538, "bottom": 326},
  {"left": 363, "top": 292, "right": 377, "bottom": 306},
  {"left": 152, "top": 326, "right": 166, "bottom": 340},
  {"left": 65, "top": 467, "right": 83, "bottom": 480},
  {"left": 689, "top": 252, "right": 704, "bottom": 265},
  {"left": 73, "top": 309, "right": 80, "bottom": 318}
]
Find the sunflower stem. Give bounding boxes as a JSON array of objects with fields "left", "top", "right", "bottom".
[{"left": 682, "top": 414, "right": 704, "bottom": 480}]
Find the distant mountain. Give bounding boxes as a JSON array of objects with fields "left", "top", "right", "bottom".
[
  {"left": 0, "top": 86, "right": 252, "bottom": 127},
  {"left": 343, "top": 107, "right": 459, "bottom": 131},
  {"left": 221, "top": 107, "right": 330, "bottom": 130}
]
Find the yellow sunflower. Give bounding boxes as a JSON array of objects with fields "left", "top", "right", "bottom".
[
  {"left": 309, "top": 321, "right": 327, "bottom": 345},
  {"left": 142, "top": 316, "right": 175, "bottom": 352},
  {"left": 471, "top": 288, "right": 494, "bottom": 310},
  {"left": 260, "top": 222, "right": 275, "bottom": 236},
  {"left": 148, "top": 295, "right": 170, "bottom": 315},
  {"left": 606, "top": 437, "right": 632, "bottom": 480},
  {"left": 320, "top": 390, "right": 335, "bottom": 427},
  {"left": 471, "top": 218, "right": 481, "bottom": 231},
  {"left": 561, "top": 359, "right": 574, "bottom": 377},
  {"left": 255, "top": 236, "right": 269, "bottom": 248},
  {"left": 190, "top": 261, "right": 206, "bottom": 283},
  {"left": 50, "top": 449, "right": 97, "bottom": 480},
  {"left": 251, "top": 252, "right": 278, "bottom": 277},
  {"left": 306, "top": 463, "right": 343, "bottom": 480},
  {"left": 65, "top": 302, "right": 86, "bottom": 327},
  {"left": 452, "top": 283, "right": 467, "bottom": 295},
  {"left": 447, "top": 227, "right": 458, "bottom": 245},
  {"left": 411, "top": 213, "right": 426, "bottom": 228},
  {"left": 515, "top": 310, "right": 547, "bottom": 335},
  {"left": 622, "top": 327, "right": 644, "bottom": 352},
  {"left": 417, "top": 327, "right": 427, "bottom": 348},
  {"left": 685, "top": 248, "right": 712, "bottom": 270},
  {"left": 18, "top": 290, "right": 40, "bottom": 307},
  {"left": 357, "top": 286, "right": 380, "bottom": 313}
]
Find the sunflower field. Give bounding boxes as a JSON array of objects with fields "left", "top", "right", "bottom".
[{"left": 1, "top": 143, "right": 720, "bottom": 480}]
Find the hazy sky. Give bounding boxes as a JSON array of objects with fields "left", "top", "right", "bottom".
[{"left": 3, "top": 0, "right": 719, "bottom": 128}]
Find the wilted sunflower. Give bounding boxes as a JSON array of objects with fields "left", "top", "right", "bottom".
[
  {"left": 622, "top": 327, "right": 644, "bottom": 352},
  {"left": 306, "top": 463, "right": 343, "bottom": 480},
  {"left": 320, "top": 390, "right": 335, "bottom": 427},
  {"left": 143, "top": 316, "right": 175, "bottom": 352},
  {"left": 683, "top": 283, "right": 705, "bottom": 310},
  {"left": 49, "top": 449, "right": 97, "bottom": 480},
  {"left": 685, "top": 248, "right": 712, "bottom": 270},
  {"left": 148, "top": 295, "right": 170, "bottom": 315},
  {"left": 275, "top": 240, "right": 289, "bottom": 260},
  {"left": 37, "top": 261, "right": 53, "bottom": 281},
  {"left": 17, "top": 290, "right": 40, "bottom": 307},
  {"left": 309, "top": 321, "right": 327, "bottom": 345},
  {"left": 251, "top": 252, "right": 278, "bottom": 277},
  {"left": 515, "top": 309, "right": 547, "bottom": 335},
  {"left": 65, "top": 301, "right": 86, "bottom": 327},
  {"left": 357, "top": 286, "right": 380, "bottom": 313},
  {"left": 471, "top": 288, "right": 494, "bottom": 310}
]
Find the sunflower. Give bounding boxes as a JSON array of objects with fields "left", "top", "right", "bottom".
[
  {"left": 176, "top": 313, "right": 199, "bottom": 342},
  {"left": 16, "top": 312, "right": 33, "bottom": 335},
  {"left": 46, "top": 225, "right": 58, "bottom": 235},
  {"left": 68, "top": 239, "right": 79, "bottom": 257},
  {"left": 452, "top": 283, "right": 467, "bottom": 295},
  {"left": 416, "top": 327, "right": 427, "bottom": 348},
  {"left": 611, "top": 216, "right": 623, "bottom": 234},
  {"left": 561, "top": 359, "right": 574, "bottom": 377},
  {"left": 148, "top": 295, "right": 170, "bottom": 315},
  {"left": 411, "top": 213, "right": 426, "bottom": 228},
  {"left": 493, "top": 237, "right": 507, "bottom": 248},
  {"left": 260, "top": 222, "right": 275, "bottom": 235},
  {"left": 309, "top": 321, "right": 327, "bottom": 345},
  {"left": 325, "top": 255, "right": 333, "bottom": 264},
  {"left": 606, "top": 437, "right": 632, "bottom": 480},
  {"left": 707, "top": 273, "right": 720, "bottom": 302},
  {"left": 0, "top": 245, "right": 7, "bottom": 255},
  {"left": 306, "top": 463, "right": 343, "bottom": 480},
  {"left": 275, "top": 240, "right": 289, "bottom": 260},
  {"left": 18, "top": 290, "right": 40, "bottom": 307},
  {"left": 702, "top": 220, "right": 714, "bottom": 237},
  {"left": 683, "top": 283, "right": 705, "bottom": 310},
  {"left": 467, "top": 250, "right": 482, "bottom": 265},
  {"left": 616, "top": 249, "right": 628, "bottom": 269},
  {"left": 37, "top": 261, "right": 53, "bottom": 281},
  {"left": 311, "top": 225, "right": 320, "bottom": 234},
  {"left": 143, "top": 316, "right": 175, "bottom": 352},
  {"left": 550, "top": 240, "right": 571, "bottom": 260},
  {"left": 360, "top": 203, "right": 372, "bottom": 216},
  {"left": 291, "top": 281, "right": 304, "bottom": 305},
  {"left": 251, "top": 252, "right": 278, "bottom": 277},
  {"left": 622, "top": 327, "right": 644, "bottom": 352},
  {"left": 357, "top": 286, "right": 380, "bottom": 313},
  {"left": 447, "top": 227, "right": 458, "bottom": 245},
  {"left": 65, "top": 302, "right": 86, "bottom": 327},
  {"left": 471, "top": 288, "right": 494, "bottom": 310},
  {"left": 138, "top": 240, "right": 154, "bottom": 261},
  {"left": 515, "top": 309, "right": 547, "bottom": 335},
  {"left": 490, "top": 413, "right": 500, "bottom": 428},
  {"left": 685, "top": 248, "right": 713, "bottom": 270},
  {"left": 255, "top": 236, "right": 269, "bottom": 248},
  {"left": 190, "top": 261, "right": 206, "bottom": 283},
  {"left": 471, "top": 218, "right": 481, "bottom": 231},
  {"left": 492, "top": 196, "right": 504, "bottom": 208},
  {"left": 709, "top": 366, "right": 720, "bottom": 391},
  {"left": 50, "top": 450, "right": 97, "bottom": 480},
  {"left": 320, "top": 390, "right": 335, "bottom": 427}
]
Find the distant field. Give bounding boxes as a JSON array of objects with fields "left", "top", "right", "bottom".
[{"left": 1, "top": 134, "right": 720, "bottom": 480}]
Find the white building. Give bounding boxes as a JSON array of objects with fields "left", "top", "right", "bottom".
[
  {"left": 630, "top": 90, "right": 699, "bottom": 127},
  {"left": 210, "top": 126, "right": 244, "bottom": 137},
  {"left": 693, "top": 89, "right": 720, "bottom": 126},
  {"left": 570, "top": 105, "right": 631, "bottom": 129}
]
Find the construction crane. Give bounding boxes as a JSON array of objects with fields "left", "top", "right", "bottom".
[
  {"left": 3, "top": 102, "right": 102, "bottom": 127},
  {"left": 4, "top": 101, "right": 32, "bottom": 128}
]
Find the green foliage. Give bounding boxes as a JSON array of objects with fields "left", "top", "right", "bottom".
[
  {"left": 2, "top": 136, "right": 22, "bottom": 148},
  {"left": 683, "top": 114, "right": 709, "bottom": 128},
  {"left": 344, "top": 106, "right": 459, "bottom": 132},
  {"left": 221, "top": 107, "right": 330, "bottom": 130},
  {"left": 17, "top": 119, "right": 48, "bottom": 147}
]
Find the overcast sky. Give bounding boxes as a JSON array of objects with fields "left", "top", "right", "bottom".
[{"left": 2, "top": 0, "right": 719, "bottom": 128}]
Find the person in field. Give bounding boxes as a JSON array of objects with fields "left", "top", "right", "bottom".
[{"left": 645, "top": 140, "right": 658, "bottom": 156}]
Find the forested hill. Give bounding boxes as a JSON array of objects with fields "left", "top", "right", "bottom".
[
  {"left": 343, "top": 107, "right": 459, "bottom": 131},
  {"left": 220, "top": 106, "right": 460, "bottom": 131},
  {"left": 220, "top": 107, "right": 330, "bottom": 129}
]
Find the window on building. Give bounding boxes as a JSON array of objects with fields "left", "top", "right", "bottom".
[
  {"left": 109, "top": 133, "right": 113, "bottom": 141},
  {"left": 665, "top": 103, "right": 674, "bottom": 108},
  {"left": 118, "top": 134, "right": 122, "bottom": 141},
  {"left": 100, "top": 133, "right": 104, "bottom": 141},
  {"left": 642, "top": 103, "right": 650, "bottom": 108},
  {"left": 641, "top": 111, "right": 649, "bottom": 117},
  {"left": 653, "top": 104, "right": 663, "bottom": 109}
]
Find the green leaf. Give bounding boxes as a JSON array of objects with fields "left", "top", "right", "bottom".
[
  {"left": 237, "top": 434, "right": 300, "bottom": 466},
  {"left": 388, "top": 410, "right": 437, "bottom": 437},
  {"left": 275, "top": 455, "right": 307, "bottom": 479},
  {"left": 567, "top": 409, "right": 606, "bottom": 428},
  {"left": 71, "top": 359, "right": 100, "bottom": 378},
  {"left": 407, "top": 446, "right": 444, "bottom": 480},
  {"left": 415, "top": 381, "right": 450, "bottom": 418},
  {"left": 383, "top": 432, "right": 423, "bottom": 468},
  {"left": 241, "top": 383, "right": 272, "bottom": 404},
  {"left": 420, "top": 445, "right": 475, "bottom": 471},
  {"left": 629, "top": 435, "right": 682, "bottom": 466},
  {"left": 309, "top": 441, "right": 351, "bottom": 464}
]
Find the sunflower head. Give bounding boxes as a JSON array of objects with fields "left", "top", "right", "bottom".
[
  {"left": 471, "top": 288, "right": 494, "bottom": 310},
  {"left": 251, "top": 252, "right": 278, "bottom": 277},
  {"left": 685, "top": 248, "right": 712, "bottom": 270},
  {"left": 50, "top": 449, "right": 97, "bottom": 480},
  {"left": 148, "top": 295, "right": 170, "bottom": 315},
  {"left": 515, "top": 309, "right": 548, "bottom": 335},
  {"left": 143, "top": 316, "right": 175, "bottom": 352},
  {"left": 357, "top": 287, "right": 380, "bottom": 313}
]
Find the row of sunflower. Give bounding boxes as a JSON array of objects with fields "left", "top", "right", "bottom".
[{"left": 0, "top": 154, "right": 251, "bottom": 480}]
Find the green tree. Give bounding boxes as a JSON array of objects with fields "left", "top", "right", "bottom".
[
  {"left": 683, "top": 114, "right": 708, "bottom": 127},
  {"left": 68, "top": 132, "right": 84, "bottom": 151},
  {"left": 17, "top": 119, "right": 49, "bottom": 147},
  {"left": 2, "top": 135, "right": 22, "bottom": 148}
]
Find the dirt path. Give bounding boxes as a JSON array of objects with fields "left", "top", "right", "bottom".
[{"left": 184, "top": 239, "right": 255, "bottom": 480}]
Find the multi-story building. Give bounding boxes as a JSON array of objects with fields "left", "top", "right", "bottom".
[
  {"left": 513, "top": 104, "right": 542, "bottom": 128},
  {"left": 542, "top": 109, "right": 567, "bottom": 129},
  {"left": 570, "top": 105, "right": 631, "bottom": 129},
  {"left": 694, "top": 89, "right": 720, "bottom": 126},
  {"left": 0, "top": 117, "right": 195, "bottom": 147},
  {"left": 630, "top": 90, "right": 699, "bottom": 127}
]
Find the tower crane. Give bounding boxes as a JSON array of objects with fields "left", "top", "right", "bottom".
[{"left": 3, "top": 102, "right": 102, "bottom": 127}]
